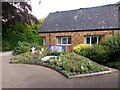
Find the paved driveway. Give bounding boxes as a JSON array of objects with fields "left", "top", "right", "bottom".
[{"left": 1, "top": 52, "right": 119, "bottom": 88}]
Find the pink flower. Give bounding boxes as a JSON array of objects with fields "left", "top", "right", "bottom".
[
  {"left": 70, "top": 57, "right": 74, "bottom": 61},
  {"left": 66, "top": 51, "right": 69, "bottom": 54}
]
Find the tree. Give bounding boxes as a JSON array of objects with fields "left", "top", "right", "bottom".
[
  {"left": 2, "top": 1, "right": 43, "bottom": 51},
  {"left": 2, "top": 18, "right": 45, "bottom": 51},
  {"left": 2, "top": 2, "right": 39, "bottom": 25},
  {"left": 116, "top": 1, "right": 120, "bottom": 9},
  {"left": 2, "top": 1, "right": 39, "bottom": 38}
]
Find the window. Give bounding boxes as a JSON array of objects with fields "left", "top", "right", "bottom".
[
  {"left": 43, "top": 37, "right": 46, "bottom": 45},
  {"left": 84, "top": 36, "right": 101, "bottom": 45},
  {"left": 56, "top": 36, "right": 71, "bottom": 45}
]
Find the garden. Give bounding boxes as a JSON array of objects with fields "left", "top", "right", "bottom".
[
  {"left": 73, "top": 34, "right": 120, "bottom": 70},
  {"left": 10, "top": 40, "right": 113, "bottom": 78},
  {"left": 10, "top": 34, "right": 120, "bottom": 78}
]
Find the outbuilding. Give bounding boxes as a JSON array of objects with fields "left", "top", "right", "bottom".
[{"left": 39, "top": 4, "right": 120, "bottom": 51}]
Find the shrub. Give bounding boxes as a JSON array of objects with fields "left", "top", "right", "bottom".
[
  {"left": 78, "top": 46, "right": 92, "bottom": 57},
  {"left": 73, "top": 44, "right": 89, "bottom": 54},
  {"left": 77, "top": 44, "right": 109, "bottom": 63},
  {"left": 106, "top": 61, "right": 120, "bottom": 70},
  {"left": 2, "top": 41, "right": 12, "bottom": 51},
  {"left": 89, "top": 44, "right": 109, "bottom": 63},
  {"left": 73, "top": 44, "right": 109, "bottom": 63},
  {"left": 13, "top": 41, "right": 31, "bottom": 55},
  {"left": 47, "top": 50, "right": 61, "bottom": 56},
  {"left": 30, "top": 43, "right": 43, "bottom": 50},
  {"left": 103, "top": 34, "right": 120, "bottom": 62},
  {"left": 13, "top": 41, "right": 44, "bottom": 55},
  {"left": 73, "top": 34, "right": 120, "bottom": 70}
]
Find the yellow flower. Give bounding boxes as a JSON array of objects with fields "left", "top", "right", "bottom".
[{"left": 73, "top": 44, "right": 89, "bottom": 54}]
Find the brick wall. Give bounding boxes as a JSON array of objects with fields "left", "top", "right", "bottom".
[{"left": 39, "top": 30, "right": 113, "bottom": 51}]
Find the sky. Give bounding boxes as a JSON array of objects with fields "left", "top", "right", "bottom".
[{"left": 31, "top": 0, "right": 120, "bottom": 19}]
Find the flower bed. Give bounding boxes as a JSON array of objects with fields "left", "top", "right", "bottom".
[{"left": 10, "top": 51, "right": 111, "bottom": 78}]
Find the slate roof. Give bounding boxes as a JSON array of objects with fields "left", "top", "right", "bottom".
[{"left": 39, "top": 4, "right": 120, "bottom": 33}]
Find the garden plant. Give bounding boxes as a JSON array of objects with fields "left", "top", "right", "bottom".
[
  {"left": 73, "top": 34, "right": 120, "bottom": 70},
  {"left": 11, "top": 48, "right": 109, "bottom": 78}
]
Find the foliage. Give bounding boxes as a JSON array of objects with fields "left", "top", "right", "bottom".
[
  {"left": 13, "top": 41, "right": 44, "bottom": 55},
  {"left": 73, "top": 34, "right": 120, "bottom": 69},
  {"left": 79, "top": 44, "right": 109, "bottom": 63},
  {"left": 106, "top": 61, "right": 120, "bottom": 70},
  {"left": 102, "top": 34, "right": 120, "bottom": 62},
  {"left": 117, "top": 1, "right": 120, "bottom": 10},
  {"left": 2, "top": 19, "right": 45, "bottom": 51},
  {"left": 31, "top": 43, "right": 42, "bottom": 50},
  {"left": 73, "top": 44, "right": 89, "bottom": 54},
  {"left": 2, "top": 2, "right": 39, "bottom": 25},
  {"left": 57, "top": 52, "right": 107, "bottom": 75},
  {"left": 2, "top": 41, "right": 12, "bottom": 51},
  {"left": 11, "top": 51, "right": 108, "bottom": 76},
  {"left": 11, "top": 52, "right": 43, "bottom": 63},
  {"left": 47, "top": 50, "right": 61, "bottom": 56},
  {"left": 2, "top": 1, "right": 44, "bottom": 51},
  {"left": 13, "top": 41, "right": 31, "bottom": 55},
  {"left": 11, "top": 48, "right": 48, "bottom": 64}
]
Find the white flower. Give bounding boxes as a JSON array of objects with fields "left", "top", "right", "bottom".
[
  {"left": 31, "top": 47, "right": 36, "bottom": 54},
  {"left": 81, "top": 65, "right": 84, "bottom": 70},
  {"left": 39, "top": 51, "right": 42, "bottom": 55},
  {"left": 58, "top": 59, "right": 62, "bottom": 62},
  {"left": 41, "top": 48, "right": 44, "bottom": 52}
]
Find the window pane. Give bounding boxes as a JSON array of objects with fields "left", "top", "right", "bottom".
[
  {"left": 62, "top": 37, "right": 67, "bottom": 44},
  {"left": 68, "top": 37, "right": 71, "bottom": 44},
  {"left": 86, "top": 37, "right": 90, "bottom": 44},
  {"left": 91, "top": 36, "right": 97, "bottom": 44},
  {"left": 43, "top": 37, "right": 46, "bottom": 45},
  {"left": 57, "top": 37, "right": 61, "bottom": 44},
  {"left": 98, "top": 36, "right": 101, "bottom": 43}
]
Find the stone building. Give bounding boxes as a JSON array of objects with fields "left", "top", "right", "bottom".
[{"left": 39, "top": 4, "right": 120, "bottom": 51}]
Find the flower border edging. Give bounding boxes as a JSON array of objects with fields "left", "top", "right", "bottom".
[
  {"left": 9, "top": 62, "right": 116, "bottom": 79},
  {"left": 68, "top": 70, "right": 112, "bottom": 79}
]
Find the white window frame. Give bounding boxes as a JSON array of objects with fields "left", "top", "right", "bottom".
[
  {"left": 56, "top": 36, "right": 71, "bottom": 45},
  {"left": 84, "top": 36, "right": 100, "bottom": 46},
  {"left": 43, "top": 37, "right": 46, "bottom": 45}
]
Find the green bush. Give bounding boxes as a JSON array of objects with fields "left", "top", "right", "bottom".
[
  {"left": 30, "top": 43, "right": 43, "bottom": 50},
  {"left": 73, "top": 34, "right": 120, "bottom": 69},
  {"left": 2, "top": 19, "right": 44, "bottom": 51},
  {"left": 2, "top": 41, "right": 12, "bottom": 51},
  {"left": 89, "top": 44, "right": 109, "bottom": 63},
  {"left": 13, "top": 41, "right": 44, "bottom": 55},
  {"left": 106, "top": 61, "right": 120, "bottom": 70},
  {"left": 47, "top": 50, "right": 61, "bottom": 56},
  {"left": 74, "top": 44, "right": 109, "bottom": 63},
  {"left": 103, "top": 34, "right": 120, "bottom": 62},
  {"left": 13, "top": 41, "right": 31, "bottom": 55},
  {"left": 78, "top": 46, "right": 92, "bottom": 57}
]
